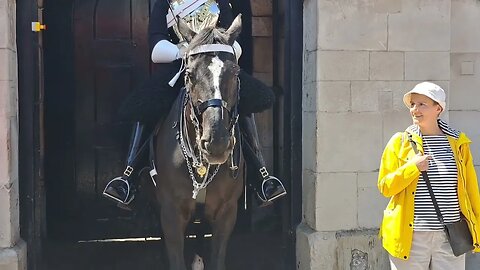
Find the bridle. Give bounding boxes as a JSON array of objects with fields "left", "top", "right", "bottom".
[
  {"left": 178, "top": 43, "right": 241, "bottom": 200},
  {"left": 184, "top": 43, "right": 240, "bottom": 134}
]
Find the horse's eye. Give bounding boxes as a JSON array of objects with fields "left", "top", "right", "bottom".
[{"left": 232, "top": 65, "right": 240, "bottom": 76}]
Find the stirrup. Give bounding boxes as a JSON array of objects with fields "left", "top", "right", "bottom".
[
  {"left": 102, "top": 177, "right": 135, "bottom": 205},
  {"left": 256, "top": 166, "right": 287, "bottom": 207},
  {"left": 258, "top": 176, "right": 287, "bottom": 202}
]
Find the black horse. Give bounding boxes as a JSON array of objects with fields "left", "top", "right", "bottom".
[{"left": 149, "top": 15, "right": 245, "bottom": 270}]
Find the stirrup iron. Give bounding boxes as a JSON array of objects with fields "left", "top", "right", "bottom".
[
  {"left": 103, "top": 176, "right": 134, "bottom": 204},
  {"left": 258, "top": 176, "right": 287, "bottom": 202}
]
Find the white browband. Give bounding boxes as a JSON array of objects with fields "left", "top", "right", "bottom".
[
  {"left": 169, "top": 44, "right": 237, "bottom": 87},
  {"left": 188, "top": 44, "right": 235, "bottom": 57}
]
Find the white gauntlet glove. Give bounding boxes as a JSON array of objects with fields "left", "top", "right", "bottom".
[{"left": 151, "top": 40, "right": 181, "bottom": 63}]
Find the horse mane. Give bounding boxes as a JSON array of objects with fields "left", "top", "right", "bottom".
[{"left": 188, "top": 27, "right": 229, "bottom": 49}]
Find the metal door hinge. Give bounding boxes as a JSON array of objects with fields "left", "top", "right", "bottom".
[{"left": 32, "top": 22, "right": 47, "bottom": 32}]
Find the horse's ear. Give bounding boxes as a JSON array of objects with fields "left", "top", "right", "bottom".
[
  {"left": 176, "top": 17, "right": 196, "bottom": 42},
  {"left": 225, "top": 14, "right": 242, "bottom": 45}
]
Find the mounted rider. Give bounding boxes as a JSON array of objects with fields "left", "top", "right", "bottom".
[{"left": 103, "top": 0, "right": 286, "bottom": 207}]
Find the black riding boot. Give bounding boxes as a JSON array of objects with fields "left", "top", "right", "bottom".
[
  {"left": 103, "top": 122, "right": 145, "bottom": 205},
  {"left": 240, "top": 114, "right": 287, "bottom": 207}
]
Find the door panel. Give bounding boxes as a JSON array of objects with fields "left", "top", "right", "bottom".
[{"left": 72, "top": 0, "right": 151, "bottom": 239}]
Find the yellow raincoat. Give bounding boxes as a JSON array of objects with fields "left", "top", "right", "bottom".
[{"left": 378, "top": 127, "right": 480, "bottom": 260}]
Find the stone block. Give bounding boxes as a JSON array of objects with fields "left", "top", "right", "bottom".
[
  {"left": 351, "top": 80, "right": 408, "bottom": 113},
  {"left": 391, "top": 81, "right": 416, "bottom": 112},
  {"left": 302, "top": 170, "right": 316, "bottom": 229},
  {"left": 461, "top": 61, "right": 475, "bottom": 76},
  {"left": 303, "top": 50, "right": 317, "bottom": 84},
  {"left": 252, "top": 37, "right": 272, "bottom": 73},
  {"left": 317, "top": 112, "right": 383, "bottom": 172},
  {"left": 378, "top": 90, "right": 393, "bottom": 112},
  {"left": 357, "top": 172, "right": 378, "bottom": 189},
  {"left": 0, "top": 80, "right": 16, "bottom": 119},
  {"left": 449, "top": 111, "right": 480, "bottom": 164},
  {"left": 318, "top": 0, "right": 388, "bottom": 51},
  {"left": 450, "top": 53, "right": 480, "bottom": 111},
  {"left": 0, "top": 81, "right": 11, "bottom": 118},
  {"left": 297, "top": 226, "right": 389, "bottom": 270},
  {"left": 296, "top": 224, "right": 337, "bottom": 270},
  {"left": 303, "top": 112, "right": 317, "bottom": 173},
  {"left": 370, "top": 51, "right": 404, "bottom": 80},
  {"left": 252, "top": 17, "right": 271, "bottom": 37},
  {"left": 303, "top": 0, "right": 318, "bottom": 51},
  {"left": 451, "top": 1, "right": 480, "bottom": 53},
  {"left": 316, "top": 172, "right": 357, "bottom": 231},
  {"left": 250, "top": 0, "right": 271, "bottom": 16},
  {"left": 318, "top": 51, "right": 369, "bottom": 81},
  {"left": 351, "top": 81, "right": 381, "bottom": 112},
  {"left": 0, "top": 50, "right": 16, "bottom": 81},
  {"left": 0, "top": 1, "right": 16, "bottom": 50},
  {"left": 303, "top": 82, "right": 317, "bottom": 113},
  {"left": 388, "top": 0, "right": 450, "bottom": 51},
  {"left": 0, "top": 240, "right": 27, "bottom": 270},
  {"left": 7, "top": 118, "right": 17, "bottom": 184},
  {"left": 358, "top": 172, "right": 390, "bottom": 229},
  {"left": 405, "top": 52, "right": 450, "bottom": 81},
  {"left": 382, "top": 111, "right": 412, "bottom": 146},
  {"left": 0, "top": 180, "right": 19, "bottom": 248},
  {"left": 373, "top": 0, "right": 402, "bottom": 13},
  {"left": 0, "top": 119, "right": 11, "bottom": 183},
  {"left": 336, "top": 230, "right": 390, "bottom": 270},
  {"left": 317, "top": 81, "right": 350, "bottom": 113}
]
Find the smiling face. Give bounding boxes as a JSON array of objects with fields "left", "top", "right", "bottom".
[{"left": 408, "top": 93, "right": 443, "bottom": 127}]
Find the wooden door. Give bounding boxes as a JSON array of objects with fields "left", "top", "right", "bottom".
[
  {"left": 45, "top": 0, "right": 156, "bottom": 240},
  {"left": 73, "top": 0, "right": 155, "bottom": 239}
]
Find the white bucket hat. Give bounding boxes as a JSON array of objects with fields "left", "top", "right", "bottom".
[{"left": 403, "top": 82, "right": 446, "bottom": 112}]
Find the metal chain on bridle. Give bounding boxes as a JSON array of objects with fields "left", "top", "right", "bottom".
[{"left": 178, "top": 44, "right": 240, "bottom": 199}]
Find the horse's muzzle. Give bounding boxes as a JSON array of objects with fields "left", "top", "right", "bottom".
[{"left": 200, "top": 135, "right": 235, "bottom": 164}]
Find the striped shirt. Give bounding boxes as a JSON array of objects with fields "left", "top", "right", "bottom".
[{"left": 413, "top": 135, "right": 461, "bottom": 231}]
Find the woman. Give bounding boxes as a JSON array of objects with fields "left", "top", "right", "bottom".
[
  {"left": 102, "top": 0, "right": 286, "bottom": 207},
  {"left": 378, "top": 82, "right": 480, "bottom": 269}
]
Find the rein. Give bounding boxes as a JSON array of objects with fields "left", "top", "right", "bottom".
[{"left": 178, "top": 43, "right": 240, "bottom": 200}]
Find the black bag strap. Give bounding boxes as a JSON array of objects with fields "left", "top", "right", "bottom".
[{"left": 408, "top": 133, "right": 445, "bottom": 225}]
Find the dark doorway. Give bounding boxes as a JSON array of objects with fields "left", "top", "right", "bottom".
[
  {"left": 17, "top": 0, "right": 302, "bottom": 269},
  {"left": 44, "top": 0, "right": 156, "bottom": 242}
]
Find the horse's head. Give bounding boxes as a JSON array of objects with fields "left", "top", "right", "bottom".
[{"left": 178, "top": 15, "right": 242, "bottom": 164}]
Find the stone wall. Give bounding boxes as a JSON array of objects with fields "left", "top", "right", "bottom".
[
  {"left": 0, "top": 0, "right": 26, "bottom": 269},
  {"left": 300, "top": 0, "right": 480, "bottom": 269}
]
